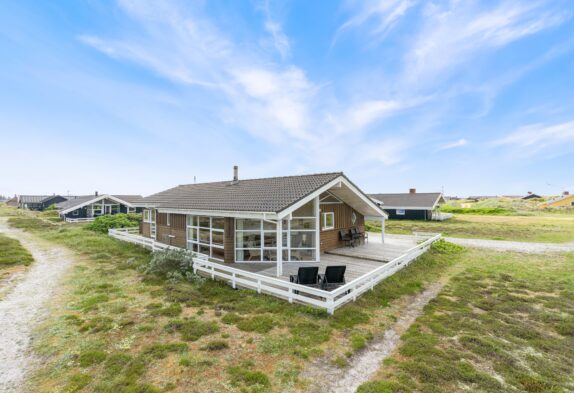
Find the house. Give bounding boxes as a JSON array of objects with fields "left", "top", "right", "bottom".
[
  {"left": 369, "top": 189, "right": 446, "bottom": 220},
  {"left": 5, "top": 195, "right": 19, "bottom": 207},
  {"left": 540, "top": 191, "right": 574, "bottom": 208},
  {"left": 18, "top": 195, "right": 68, "bottom": 211},
  {"left": 522, "top": 192, "right": 542, "bottom": 200},
  {"left": 56, "top": 192, "right": 143, "bottom": 221},
  {"left": 134, "top": 168, "right": 386, "bottom": 273}
]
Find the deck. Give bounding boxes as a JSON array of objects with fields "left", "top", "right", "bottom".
[{"left": 215, "top": 235, "right": 418, "bottom": 282}]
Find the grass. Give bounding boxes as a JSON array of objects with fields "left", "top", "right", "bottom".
[
  {"left": 367, "top": 213, "right": 574, "bottom": 243},
  {"left": 0, "top": 233, "right": 34, "bottom": 269},
  {"left": 359, "top": 249, "right": 574, "bottom": 393}
]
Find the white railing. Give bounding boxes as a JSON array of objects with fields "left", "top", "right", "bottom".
[
  {"left": 192, "top": 233, "right": 441, "bottom": 314},
  {"left": 65, "top": 217, "right": 96, "bottom": 223},
  {"left": 431, "top": 212, "right": 453, "bottom": 221},
  {"left": 108, "top": 227, "right": 441, "bottom": 314}
]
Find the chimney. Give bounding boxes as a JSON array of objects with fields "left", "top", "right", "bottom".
[
  {"left": 564, "top": 191, "right": 570, "bottom": 196},
  {"left": 527, "top": 191, "right": 532, "bottom": 195},
  {"left": 95, "top": 191, "right": 99, "bottom": 196},
  {"left": 409, "top": 188, "right": 416, "bottom": 194},
  {"left": 231, "top": 165, "right": 239, "bottom": 185}
]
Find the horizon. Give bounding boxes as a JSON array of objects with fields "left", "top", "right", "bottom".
[{"left": 1, "top": 1, "right": 574, "bottom": 197}]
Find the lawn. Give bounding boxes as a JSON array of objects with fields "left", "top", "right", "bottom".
[
  {"left": 3, "top": 210, "right": 460, "bottom": 392},
  {"left": 0, "top": 233, "right": 34, "bottom": 269},
  {"left": 367, "top": 214, "right": 574, "bottom": 243},
  {"left": 358, "top": 250, "right": 574, "bottom": 393}
]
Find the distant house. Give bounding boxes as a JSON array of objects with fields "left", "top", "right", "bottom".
[
  {"left": 56, "top": 193, "right": 143, "bottom": 221},
  {"left": 5, "top": 195, "right": 19, "bottom": 207},
  {"left": 522, "top": 192, "right": 542, "bottom": 200},
  {"left": 19, "top": 195, "right": 68, "bottom": 211},
  {"left": 369, "top": 189, "right": 446, "bottom": 220},
  {"left": 540, "top": 192, "right": 574, "bottom": 208}
]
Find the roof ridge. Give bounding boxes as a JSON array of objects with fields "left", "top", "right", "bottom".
[{"left": 177, "top": 171, "right": 344, "bottom": 187}]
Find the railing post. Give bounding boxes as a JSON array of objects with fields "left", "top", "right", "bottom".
[
  {"left": 353, "top": 286, "right": 357, "bottom": 301},
  {"left": 232, "top": 272, "right": 236, "bottom": 289},
  {"left": 288, "top": 288, "right": 293, "bottom": 303},
  {"left": 327, "top": 296, "right": 335, "bottom": 315},
  {"left": 211, "top": 265, "right": 214, "bottom": 279},
  {"left": 257, "top": 279, "right": 261, "bottom": 294}
]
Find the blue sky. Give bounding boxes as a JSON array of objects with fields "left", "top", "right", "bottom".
[{"left": 1, "top": 0, "right": 573, "bottom": 197}]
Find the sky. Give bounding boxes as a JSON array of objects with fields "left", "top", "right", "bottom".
[{"left": 1, "top": 0, "right": 573, "bottom": 198}]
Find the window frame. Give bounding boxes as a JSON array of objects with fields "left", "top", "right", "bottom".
[
  {"left": 396, "top": 209, "right": 406, "bottom": 215},
  {"left": 321, "top": 212, "right": 335, "bottom": 230},
  {"left": 186, "top": 215, "right": 224, "bottom": 262}
]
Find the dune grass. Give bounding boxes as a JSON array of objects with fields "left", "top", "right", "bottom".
[
  {"left": 367, "top": 214, "right": 574, "bottom": 243},
  {"left": 0, "top": 233, "right": 34, "bottom": 269}
]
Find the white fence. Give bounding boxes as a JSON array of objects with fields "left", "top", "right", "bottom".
[
  {"left": 108, "top": 227, "right": 441, "bottom": 314},
  {"left": 431, "top": 212, "right": 453, "bottom": 221},
  {"left": 65, "top": 217, "right": 96, "bottom": 223}
]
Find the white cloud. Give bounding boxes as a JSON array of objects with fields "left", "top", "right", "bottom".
[
  {"left": 258, "top": 0, "right": 291, "bottom": 59},
  {"left": 494, "top": 120, "right": 574, "bottom": 154},
  {"left": 438, "top": 138, "right": 468, "bottom": 151}
]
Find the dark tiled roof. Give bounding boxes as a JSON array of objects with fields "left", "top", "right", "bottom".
[
  {"left": 139, "top": 172, "right": 343, "bottom": 213},
  {"left": 56, "top": 194, "right": 143, "bottom": 211},
  {"left": 369, "top": 192, "right": 444, "bottom": 209},
  {"left": 19, "top": 195, "right": 53, "bottom": 204}
]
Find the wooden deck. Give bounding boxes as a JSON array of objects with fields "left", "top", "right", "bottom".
[{"left": 217, "top": 235, "right": 418, "bottom": 282}]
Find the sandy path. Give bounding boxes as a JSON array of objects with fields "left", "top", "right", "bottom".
[
  {"left": 0, "top": 218, "right": 73, "bottom": 392},
  {"left": 304, "top": 282, "right": 444, "bottom": 393}
]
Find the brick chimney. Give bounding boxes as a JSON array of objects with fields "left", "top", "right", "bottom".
[
  {"left": 231, "top": 166, "right": 239, "bottom": 185},
  {"left": 409, "top": 188, "right": 416, "bottom": 194},
  {"left": 95, "top": 191, "right": 98, "bottom": 196},
  {"left": 527, "top": 191, "right": 533, "bottom": 195},
  {"left": 564, "top": 191, "right": 570, "bottom": 196}
]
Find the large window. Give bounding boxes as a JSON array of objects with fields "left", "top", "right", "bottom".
[
  {"left": 186, "top": 215, "right": 224, "bottom": 261},
  {"left": 235, "top": 200, "right": 317, "bottom": 262}
]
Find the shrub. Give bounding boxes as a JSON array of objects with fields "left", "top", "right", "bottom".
[
  {"left": 438, "top": 206, "right": 510, "bottom": 215},
  {"left": 85, "top": 213, "right": 141, "bottom": 234},
  {"left": 142, "top": 342, "right": 188, "bottom": 359},
  {"left": 145, "top": 248, "right": 194, "bottom": 278},
  {"left": 227, "top": 364, "right": 271, "bottom": 392},
  {"left": 236, "top": 315, "right": 275, "bottom": 333},
  {"left": 78, "top": 350, "right": 107, "bottom": 367},
  {"left": 164, "top": 318, "right": 219, "bottom": 341},
  {"left": 431, "top": 239, "right": 465, "bottom": 254},
  {"left": 201, "top": 340, "right": 229, "bottom": 351}
]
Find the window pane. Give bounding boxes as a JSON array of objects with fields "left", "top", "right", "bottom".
[
  {"left": 211, "top": 231, "right": 224, "bottom": 246},
  {"left": 282, "top": 231, "right": 288, "bottom": 247},
  {"left": 212, "top": 217, "right": 224, "bottom": 230},
  {"left": 291, "top": 218, "right": 315, "bottom": 230},
  {"left": 262, "top": 220, "right": 275, "bottom": 230},
  {"left": 187, "top": 228, "right": 197, "bottom": 241},
  {"left": 199, "top": 244, "right": 210, "bottom": 255},
  {"left": 263, "top": 232, "right": 277, "bottom": 248},
  {"left": 293, "top": 200, "right": 314, "bottom": 217},
  {"left": 236, "top": 232, "right": 261, "bottom": 248},
  {"left": 323, "top": 213, "right": 334, "bottom": 229},
  {"left": 290, "top": 231, "right": 316, "bottom": 248},
  {"left": 199, "top": 216, "right": 210, "bottom": 227},
  {"left": 290, "top": 249, "right": 315, "bottom": 261},
  {"left": 211, "top": 247, "right": 224, "bottom": 260},
  {"left": 199, "top": 228, "right": 210, "bottom": 243},
  {"left": 263, "top": 249, "right": 277, "bottom": 261},
  {"left": 236, "top": 219, "right": 261, "bottom": 230},
  {"left": 236, "top": 249, "right": 261, "bottom": 262}
]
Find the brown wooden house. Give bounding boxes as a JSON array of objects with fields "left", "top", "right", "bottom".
[{"left": 135, "top": 168, "right": 386, "bottom": 274}]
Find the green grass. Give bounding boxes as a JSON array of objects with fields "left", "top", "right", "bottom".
[
  {"left": 367, "top": 213, "right": 574, "bottom": 243},
  {"left": 0, "top": 233, "right": 34, "bottom": 269},
  {"left": 359, "top": 250, "right": 574, "bottom": 393}
]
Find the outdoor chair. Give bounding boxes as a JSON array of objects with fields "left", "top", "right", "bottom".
[
  {"left": 319, "top": 265, "right": 347, "bottom": 291},
  {"left": 339, "top": 229, "right": 354, "bottom": 247},
  {"left": 289, "top": 266, "right": 320, "bottom": 294},
  {"left": 351, "top": 227, "right": 367, "bottom": 244}
]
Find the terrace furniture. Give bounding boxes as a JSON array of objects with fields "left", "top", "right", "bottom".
[
  {"left": 319, "top": 265, "right": 347, "bottom": 291},
  {"left": 289, "top": 266, "right": 320, "bottom": 294},
  {"left": 339, "top": 229, "right": 354, "bottom": 247},
  {"left": 351, "top": 227, "right": 368, "bottom": 244}
]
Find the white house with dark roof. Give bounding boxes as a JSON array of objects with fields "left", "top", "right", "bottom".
[
  {"left": 135, "top": 167, "right": 387, "bottom": 275},
  {"left": 369, "top": 189, "right": 446, "bottom": 220},
  {"left": 56, "top": 193, "right": 143, "bottom": 222}
]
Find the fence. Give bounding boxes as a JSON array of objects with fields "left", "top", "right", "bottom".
[
  {"left": 65, "top": 217, "right": 96, "bottom": 223},
  {"left": 108, "top": 227, "right": 440, "bottom": 314}
]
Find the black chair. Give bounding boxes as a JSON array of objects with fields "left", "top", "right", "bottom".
[
  {"left": 319, "top": 265, "right": 346, "bottom": 291},
  {"left": 289, "top": 267, "right": 320, "bottom": 294},
  {"left": 351, "top": 227, "right": 367, "bottom": 244},
  {"left": 339, "top": 229, "right": 354, "bottom": 247}
]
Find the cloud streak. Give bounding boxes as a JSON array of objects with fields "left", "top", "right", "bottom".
[{"left": 494, "top": 120, "right": 574, "bottom": 155}]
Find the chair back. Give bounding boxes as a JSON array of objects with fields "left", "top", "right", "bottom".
[
  {"left": 339, "top": 230, "right": 349, "bottom": 240},
  {"left": 350, "top": 227, "right": 358, "bottom": 235},
  {"left": 297, "top": 267, "right": 319, "bottom": 285},
  {"left": 325, "top": 265, "right": 346, "bottom": 284}
]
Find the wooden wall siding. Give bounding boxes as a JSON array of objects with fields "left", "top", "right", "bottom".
[
  {"left": 319, "top": 202, "right": 364, "bottom": 253},
  {"left": 224, "top": 217, "right": 235, "bottom": 263},
  {"left": 141, "top": 222, "right": 151, "bottom": 238},
  {"left": 155, "top": 213, "right": 187, "bottom": 248}
]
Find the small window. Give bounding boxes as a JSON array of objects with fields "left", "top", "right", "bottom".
[
  {"left": 72, "top": 210, "right": 79, "bottom": 216},
  {"left": 143, "top": 209, "right": 151, "bottom": 222},
  {"left": 322, "top": 212, "right": 334, "bottom": 230},
  {"left": 396, "top": 209, "right": 406, "bottom": 215},
  {"left": 351, "top": 211, "right": 357, "bottom": 225}
]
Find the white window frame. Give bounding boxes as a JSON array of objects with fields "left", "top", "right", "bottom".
[
  {"left": 322, "top": 212, "right": 335, "bottom": 230},
  {"left": 396, "top": 209, "right": 406, "bottom": 215},
  {"left": 186, "top": 215, "right": 224, "bottom": 262},
  {"left": 143, "top": 209, "right": 151, "bottom": 223}
]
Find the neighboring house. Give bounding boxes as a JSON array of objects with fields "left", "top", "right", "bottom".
[
  {"left": 522, "top": 192, "right": 542, "bottom": 200},
  {"left": 134, "top": 168, "right": 386, "bottom": 265},
  {"left": 56, "top": 192, "right": 143, "bottom": 221},
  {"left": 540, "top": 192, "right": 574, "bottom": 208},
  {"left": 5, "top": 195, "right": 19, "bottom": 207},
  {"left": 369, "top": 189, "right": 446, "bottom": 220},
  {"left": 18, "top": 195, "right": 68, "bottom": 211}
]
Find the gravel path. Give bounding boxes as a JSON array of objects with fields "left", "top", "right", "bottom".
[
  {"left": 304, "top": 282, "right": 445, "bottom": 393},
  {"left": 445, "top": 237, "right": 574, "bottom": 253},
  {"left": 0, "top": 219, "right": 72, "bottom": 392}
]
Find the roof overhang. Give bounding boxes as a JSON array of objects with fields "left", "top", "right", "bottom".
[
  {"left": 155, "top": 208, "right": 279, "bottom": 220},
  {"left": 59, "top": 194, "right": 136, "bottom": 215}
]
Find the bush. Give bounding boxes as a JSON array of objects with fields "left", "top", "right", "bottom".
[
  {"left": 201, "top": 340, "right": 229, "bottom": 351},
  {"left": 439, "top": 206, "right": 510, "bottom": 215},
  {"left": 145, "top": 248, "right": 194, "bottom": 278},
  {"left": 85, "top": 213, "right": 141, "bottom": 233},
  {"left": 431, "top": 239, "right": 465, "bottom": 254}
]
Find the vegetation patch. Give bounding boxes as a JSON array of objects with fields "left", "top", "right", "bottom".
[
  {"left": 236, "top": 315, "right": 276, "bottom": 333},
  {"left": 0, "top": 233, "right": 34, "bottom": 269},
  {"left": 200, "top": 340, "right": 229, "bottom": 351},
  {"left": 227, "top": 362, "right": 271, "bottom": 392},
  {"left": 164, "top": 318, "right": 219, "bottom": 341},
  {"left": 78, "top": 350, "right": 107, "bottom": 367},
  {"left": 85, "top": 213, "right": 141, "bottom": 233}
]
